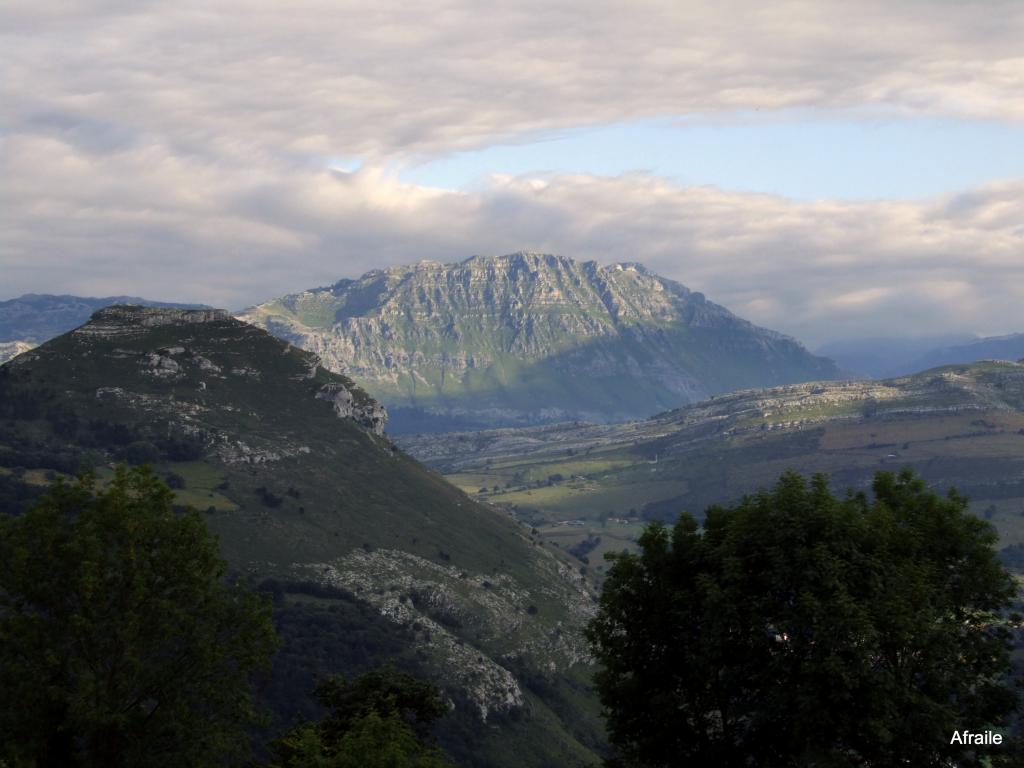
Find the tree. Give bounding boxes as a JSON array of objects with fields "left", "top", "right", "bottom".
[
  {"left": 587, "top": 469, "right": 1020, "bottom": 767},
  {"left": 268, "top": 668, "right": 454, "bottom": 768},
  {"left": 0, "top": 466, "right": 279, "bottom": 768}
]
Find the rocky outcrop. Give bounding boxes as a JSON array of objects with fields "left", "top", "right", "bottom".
[
  {"left": 301, "top": 546, "right": 595, "bottom": 721},
  {"left": 0, "top": 341, "right": 35, "bottom": 365},
  {"left": 75, "top": 305, "right": 231, "bottom": 339},
  {"left": 316, "top": 382, "right": 388, "bottom": 436}
]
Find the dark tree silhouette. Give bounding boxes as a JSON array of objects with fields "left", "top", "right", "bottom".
[
  {"left": 588, "top": 469, "right": 1020, "bottom": 767},
  {"left": 0, "top": 466, "right": 278, "bottom": 768}
]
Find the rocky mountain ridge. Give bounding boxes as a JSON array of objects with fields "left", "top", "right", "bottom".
[{"left": 241, "top": 252, "right": 841, "bottom": 431}]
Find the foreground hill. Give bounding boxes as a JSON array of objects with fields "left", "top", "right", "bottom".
[
  {"left": 240, "top": 252, "right": 840, "bottom": 432},
  {"left": 397, "top": 361, "right": 1024, "bottom": 571},
  {"left": 0, "top": 307, "right": 603, "bottom": 767}
]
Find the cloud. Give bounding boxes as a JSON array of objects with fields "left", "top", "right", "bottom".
[
  {"left": 2, "top": 1, "right": 1023, "bottom": 345},
  {"left": 3, "top": 128, "right": 1023, "bottom": 344},
  {"left": 3, "top": 0, "right": 1024, "bottom": 165}
]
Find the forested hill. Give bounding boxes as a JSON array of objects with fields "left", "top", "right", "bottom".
[
  {"left": 240, "top": 252, "right": 841, "bottom": 432},
  {"left": 0, "top": 305, "right": 605, "bottom": 767}
]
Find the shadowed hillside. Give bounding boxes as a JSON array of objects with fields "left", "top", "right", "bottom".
[{"left": 0, "top": 306, "right": 605, "bottom": 767}]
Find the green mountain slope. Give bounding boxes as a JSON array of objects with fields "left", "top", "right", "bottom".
[
  {"left": 0, "top": 306, "right": 603, "bottom": 767},
  {"left": 397, "top": 361, "right": 1024, "bottom": 572},
  {"left": 240, "top": 252, "right": 841, "bottom": 432}
]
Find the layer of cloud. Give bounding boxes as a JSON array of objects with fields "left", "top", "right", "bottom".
[
  {"left": 3, "top": 1, "right": 1023, "bottom": 345},
  {"left": 4, "top": 0, "right": 1024, "bottom": 166},
  {"left": 3, "top": 130, "right": 1023, "bottom": 345}
]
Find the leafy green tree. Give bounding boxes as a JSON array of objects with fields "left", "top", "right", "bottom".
[
  {"left": 0, "top": 466, "right": 278, "bottom": 768},
  {"left": 269, "top": 668, "right": 454, "bottom": 768},
  {"left": 587, "top": 469, "right": 1020, "bottom": 767}
]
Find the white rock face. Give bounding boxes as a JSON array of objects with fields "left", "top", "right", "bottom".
[
  {"left": 316, "top": 382, "right": 388, "bottom": 436},
  {"left": 194, "top": 355, "right": 222, "bottom": 373},
  {"left": 143, "top": 351, "right": 182, "bottom": 377},
  {"left": 239, "top": 252, "right": 841, "bottom": 428},
  {"left": 303, "top": 547, "right": 595, "bottom": 721},
  {"left": 0, "top": 341, "right": 35, "bottom": 365}
]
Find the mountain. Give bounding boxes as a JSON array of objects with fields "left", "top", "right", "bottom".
[
  {"left": 817, "top": 333, "right": 1024, "bottom": 379},
  {"left": 0, "top": 293, "right": 211, "bottom": 344},
  {"left": 240, "top": 252, "right": 841, "bottom": 433},
  {"left": 816, "top": 334, "right": 978, "bottom": 378},
  {"left": 397, "top": 361, "right": 1024, "bottom": 573},
  {"left": 907, "top": 333, "right": 1024, "bottom": 373},
  {"left": 0, "top": 306, "right": 604, "bottom": 767}
]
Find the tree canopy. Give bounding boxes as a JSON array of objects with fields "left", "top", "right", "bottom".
[
  {"left": 268, "top": 667, "right": 454, "bottom": 768},
  {"left": 0, "top": 466, "right": 278, "bottom": 768},
  {"left": 587, "top": 469, "right": 1021, "bottom": 767}
]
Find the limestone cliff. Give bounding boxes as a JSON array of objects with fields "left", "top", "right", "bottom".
[{"left": 240, "top": 252, "right": 840, "bottom": 431}]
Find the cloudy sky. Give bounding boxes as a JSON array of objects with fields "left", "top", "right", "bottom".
[{"left": 2, "top": 0, "right": 1023, "bottom": 345}]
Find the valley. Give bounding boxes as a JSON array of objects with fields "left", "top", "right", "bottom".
[{"left": 397, "top": 363, "right": 1024, "bottom": 572}]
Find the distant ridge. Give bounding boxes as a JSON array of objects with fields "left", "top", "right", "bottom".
[
  {"left": 816, "top": 334, "right": 978, "bottom": 378},
  {"left": 0, "top": 293, "right": 212, "bottom": 344},
  {"left": 907, "top": 333, "right": 1024, "bottom": 373},
  {"left": 241, "top": 252, "right": 841, "bottom": 432},
  {"left": 817, "top": 333, "right": 1024, "bottom": 379}
]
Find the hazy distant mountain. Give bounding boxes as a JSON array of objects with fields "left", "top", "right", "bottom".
[
  {"left": 241, "top": 252, "right": 841, "bottom": 432},
  {"left": 816, "top": 334, "right": 978, "bottom": 378},
  {"left": 0, "top": 293, "right": 211, "bottom": 344},
  {"left": 907, "top": 333, "right": 1024, "bottom": 372},
  {"left": 819, "top": 333, "right": 1024, "bottom": 378}
]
